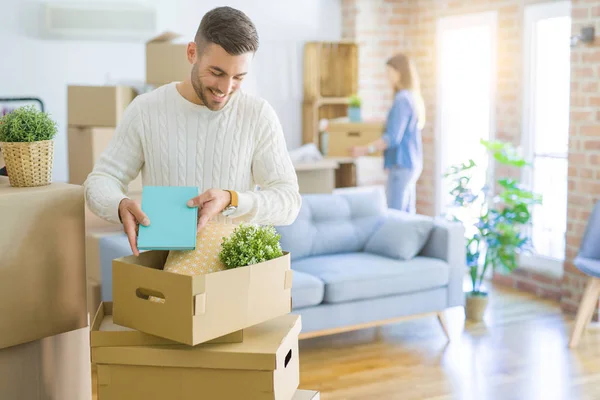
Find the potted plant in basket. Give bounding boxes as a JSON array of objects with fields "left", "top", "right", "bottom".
[
  {"left": 219, "top": 224, "right": 284, "bottom": 269},
  {"left": 443, "top": 139, "right": 542, "bottom": 322},
  {"left": 0, "top": 105, "right": 57, "bottom": 187},
  {"left": 347, "top": 94, "right": 362, "bottom": 122}
]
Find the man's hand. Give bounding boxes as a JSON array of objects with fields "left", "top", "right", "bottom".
[
  {"left": 119, "top": 198, "right": 150, "bottom": 256},
  {"left": 187, "top": 189, "right": 231, "bottom": 231}
]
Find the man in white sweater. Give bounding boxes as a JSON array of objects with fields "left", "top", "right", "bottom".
[{"left": 84, "top": 6, "right": 301, "bottom": 256}]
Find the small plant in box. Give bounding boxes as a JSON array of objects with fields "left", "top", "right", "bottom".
[
  {"left": 0, "top": 105, "right": 57, "bottom": 187},
  {"left": 219, "top": 224, "right": 284, "bottom": 269},
  {"left": 348, "top": 94, "right": 362, "bottom": 122}
]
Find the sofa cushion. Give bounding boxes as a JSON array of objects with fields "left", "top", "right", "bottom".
[
  {"left": 292, "top": 253, "right": 450, "bottom": 304},
  {"left": 276, "top": 190, "right": 385, "bottom": 261},
  {"left": 365, "top": 210, "right": 434, "bottom": 260},
  {"left": 291, "top": 271, "right": 325, "bottom": 309}
]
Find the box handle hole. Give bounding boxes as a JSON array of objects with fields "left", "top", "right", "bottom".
[
  {"left": 347, "top": 131, "right": 360, "bottom": 137},
  {"left": 284, "top": 349, "right": 292, "bottom": 368},
  {"left": 136, "top": 287, "right": 165, "bottom": 302}
]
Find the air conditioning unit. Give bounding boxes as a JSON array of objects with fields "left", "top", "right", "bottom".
[{"left": 43, "top": 2, "right": 157, "bottom": 42}]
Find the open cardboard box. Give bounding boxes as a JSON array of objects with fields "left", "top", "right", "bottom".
[
  {"left": 91, "top": 302, "right": 243, "bottom": 348},
  {"left": 91, "top": 313, "right": 301, "bottom": 400},
  {"left": 112, "top": 250, "right": 293, "bottom": 346}
]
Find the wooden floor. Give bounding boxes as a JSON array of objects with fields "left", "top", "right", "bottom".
[
  {"left": 298, "top": 283, "right": 600, "bottom": 400},
  {"left": 92, "top": 283, "right": 600, "bottom": 400}
]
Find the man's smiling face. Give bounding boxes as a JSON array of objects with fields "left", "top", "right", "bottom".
[{"left": 190, "top": 42, "right": 253, "bottom": 111}]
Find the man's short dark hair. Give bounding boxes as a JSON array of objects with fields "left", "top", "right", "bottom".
[{"left": 195, "top": 6, "right": 259, "bottom": 55}]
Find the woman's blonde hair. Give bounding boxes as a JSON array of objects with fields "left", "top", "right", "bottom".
[{"left": 386, "top": 53, "right": 426, "bottom": 130}]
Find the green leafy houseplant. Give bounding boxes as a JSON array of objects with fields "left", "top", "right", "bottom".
[
  {"left": 0, "top": 105, "right": 57, "bottom": 143},
  {"left": 219, "top": 224, "right": 284, "bottom": 269},
  {"left": 348, "top": 94, "right": 361, "bottom": 108},
  {"left": 443, "top": 139, "right": 542, "bottom": 319},
  {"left": 0, "top": 105, "right": 58, "bottom": 187}
]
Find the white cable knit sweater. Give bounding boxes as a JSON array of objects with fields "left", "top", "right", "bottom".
[{"left": 84, "top": 82, "right": 301, "bottom": 226}]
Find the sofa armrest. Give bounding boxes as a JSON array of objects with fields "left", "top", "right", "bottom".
[{"left": 419, "top": 217, "right": 466, "bottom": 308}]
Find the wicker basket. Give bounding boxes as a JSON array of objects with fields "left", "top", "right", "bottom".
[{"left": 0, "top": 140, "right": 54, "bottom": 187}]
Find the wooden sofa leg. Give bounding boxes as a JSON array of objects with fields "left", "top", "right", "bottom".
[
  {"left": 569, "top": 277, "right": 600, "bottom": 348},
  {"left": 437, "top": 311, "right": 450, "bottom": 341}
]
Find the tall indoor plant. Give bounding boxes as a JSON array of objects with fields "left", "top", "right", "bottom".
[
  {"left": 443, "top": 139, "right": 542, "bottom": 321},
  {"left": 0, "top": 105, "right": 57, "bottom": 187}
]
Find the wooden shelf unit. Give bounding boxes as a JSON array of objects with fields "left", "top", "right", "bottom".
[{"left": 302, "top": 41, "right": 359, "bottom": 146}]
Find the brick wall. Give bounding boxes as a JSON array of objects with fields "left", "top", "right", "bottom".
[
  {"left": 561, "top": 0, "right": 600, "bottom": 315},
  {"left": 341, "top": 0, "right": 600, "bottom": 314}
]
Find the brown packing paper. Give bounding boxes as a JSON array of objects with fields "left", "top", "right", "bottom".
[
  {"left": 112, "top": 250, "right": 293, "bottom": 346},
  {"left": 91, "top": 302, "right": 243, "bottom": 348},
  {"left": 0, "top": 177, "right": 87, "bottom": 350},
  {"left": 146, "top": 31, "right": 191, "bottom": 86},
  {"left": 67, "top": 85, "right": 136, "bottom": 127},
  {"left": 93, "top": 314, "right": 301, "bottom": 400},
  {"left": 67, "top": 126, "right": 142, "bottom": 192}
]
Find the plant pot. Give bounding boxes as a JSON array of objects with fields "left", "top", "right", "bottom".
[
  {"left": 465, "top": 292, "right": 489, "bottom": 322},
  {"left": 0, "top": 140, "right": 54, "bottom": 187},
  {"left": 348, "top": 106, "right": 361, "bottom": 122}
]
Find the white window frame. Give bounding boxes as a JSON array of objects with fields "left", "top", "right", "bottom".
[
  {"left": 434, "top": 11, "right": 498, "bottom": 216},
  {"left": 519, "top": 1, "right": 571, "bottom": 278}
]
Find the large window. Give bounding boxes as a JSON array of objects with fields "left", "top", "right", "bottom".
[
  {"left": 521, "top": 1, "right": 571, "bottom": 275},
  {"left": 435, "top": 12, "right": 497, "bottom": 220}
]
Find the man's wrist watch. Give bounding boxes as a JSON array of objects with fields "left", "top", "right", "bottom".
[{"left": 221, "top": 190, "right": 238, "bottom": 217}]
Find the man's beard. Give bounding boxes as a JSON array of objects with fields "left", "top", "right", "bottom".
[{"left": 191, "top": 66, "right": 230, "bottom": 111}]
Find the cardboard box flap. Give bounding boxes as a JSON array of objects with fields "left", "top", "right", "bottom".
[
  {"left": 92, "top": 314, "right": 301, "bottom": 371},
  {"left": 147, "top": 31, "right": 182, "bottom": 43},
  {"left": 91, "top": 302, "right": 243, "bottom": 348}
]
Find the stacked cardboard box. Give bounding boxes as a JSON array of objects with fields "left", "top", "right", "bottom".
[
  {"left": 90, "top": 242, "right": 317, "bottom": 399},
  {"left": 0, "top": 177, "right": 92, "bottom": 399}
]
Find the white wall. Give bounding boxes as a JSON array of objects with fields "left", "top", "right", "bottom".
[{"left": 0, "top": 0, "right": 342, "bottom": 182}]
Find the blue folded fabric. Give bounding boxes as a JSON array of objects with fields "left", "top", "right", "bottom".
[{"left": 137, "top": 186, "right": 199, "bottom": 251}]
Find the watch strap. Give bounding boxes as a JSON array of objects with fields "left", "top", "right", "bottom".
[{"left": 225, "top": 190, "right": 238, "bottom": 208}]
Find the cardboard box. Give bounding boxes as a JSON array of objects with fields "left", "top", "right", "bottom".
[
  {"left": 113, "top": 251, "right": 293, "bottom": 346},
  {"left": 92, "top": 313, "right": 301, "bottom": 400},
  {"left": 146, "top": 32, "right": 191, "bottom": 86},
  {"left": 0, "top": 177, "right": 87, "bottom": 350},
  {"left": 0, "top": 326, "right": 92, "bottom": 400},
  {"left": 67, "top": 85, "right": 136, "bottom": 127},
  {"left": 85, "top": 229, "right": 125, "bottom": 282},
  {"left": 294, "top": 159, "right": 339, "bottom": 194},
  {"left": 293, "top": 390, "right": 320, "bottom": 400},
  {"left": 327, "top": 122, "right": 385, "bottom": 157},
  {"left": 91, "top": 302, "right": 243, "bottom": 347},
  {"left": 68, "top": 126, "right": 143, "bottom": 192},
  {"left": 87, "top": 278, "right": 102, "bottom": 323}
]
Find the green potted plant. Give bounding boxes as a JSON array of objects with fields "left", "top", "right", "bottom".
[
  {"left": 347, "top": 94, "right": 362, "bottom": 122},
  {"left": 0, "top": 105, "right": 58, "bottom": 187},
  {"left": 443, "top": 139, "right": 542, "bottom": 321},
  {"left": 219, "top": 224, "right": 284, "bottom": 269}
]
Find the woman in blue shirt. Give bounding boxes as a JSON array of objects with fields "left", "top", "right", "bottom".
[{"left": 350, "top": 53, "right": 425, "bottom": 213}]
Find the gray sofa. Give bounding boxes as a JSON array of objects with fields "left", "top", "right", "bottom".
[
  {"left": 96, "top": 189, "right": 465, "bottom": 339},
  {"left": 275, "top": 188, "right": 466, "bottom": 338}
]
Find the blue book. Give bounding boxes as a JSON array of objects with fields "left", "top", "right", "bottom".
[{"left": 137, "top": 186, "right": 199, "bottom": 251}]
